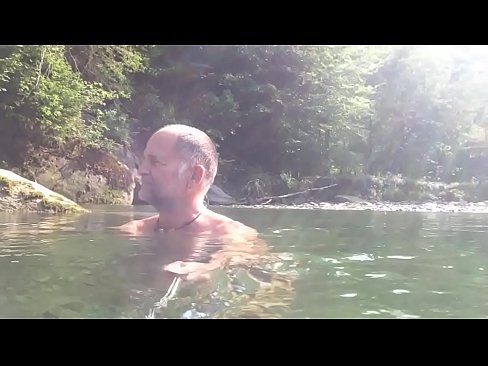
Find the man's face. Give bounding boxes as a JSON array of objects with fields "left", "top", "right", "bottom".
[{"left": 137, "top": 131, "right": 189, "bottom": 210}]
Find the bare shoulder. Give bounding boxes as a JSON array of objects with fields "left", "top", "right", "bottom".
[
  {"left": 206, "top": 209, "right": 257, "bottom": 237},
  {"left": 118, "top": 215, "right": 158, "bottom": 235}
]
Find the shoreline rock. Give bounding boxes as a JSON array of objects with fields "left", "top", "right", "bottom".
[
  {"left": 0, "top": 169, "right": 89, "bottom": 213},
  {"left": 22, "top": 147, "right": 135, "bottom": 205}
]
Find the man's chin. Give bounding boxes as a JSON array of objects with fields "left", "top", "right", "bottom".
[
  {"left": 138, "top": 189, "right": 152, "bottom": 205},
  {"left": 138, "top": 191, "right": 174, "bottom": 210}
]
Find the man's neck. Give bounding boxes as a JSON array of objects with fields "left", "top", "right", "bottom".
[{"left": 156, "top": 201, "right": 206, "bottom": 231}]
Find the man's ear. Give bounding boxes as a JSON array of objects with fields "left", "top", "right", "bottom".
[{"left": 188, "top": 165, "right": 205, "bottom": 188}]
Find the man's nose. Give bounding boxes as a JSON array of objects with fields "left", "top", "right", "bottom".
[{"left": 138, "top": 160, "right": 150, "bottom": 175}]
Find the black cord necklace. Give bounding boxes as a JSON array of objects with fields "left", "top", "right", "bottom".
[{"left": 155, "top": 212, "right": 202, "bottom": 233}]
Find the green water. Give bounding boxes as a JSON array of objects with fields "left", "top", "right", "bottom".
[{"left": 1, "top": 205, "right": 488, "bottom": 318}]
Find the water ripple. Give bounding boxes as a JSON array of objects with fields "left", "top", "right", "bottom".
[
  {"left": 392, "top": 289, "right": 410, "bottom": 294},
  {"left": 344, "top": 253, "right": 375, "bottom": 261}
]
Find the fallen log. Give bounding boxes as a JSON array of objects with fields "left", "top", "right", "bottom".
[{"left": 241, "top": 184, "right": 338, "bottom": 205}]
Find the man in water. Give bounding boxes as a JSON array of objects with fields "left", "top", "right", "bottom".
[
  {"left": 119, "top": 124, "right": 253, "bottom": 237},
  {"left": 118, "top": 124, "right": 295, "bottom": 317}
]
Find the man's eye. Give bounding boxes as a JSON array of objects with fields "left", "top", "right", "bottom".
[{"left": 150, "top": 160, "right": 165, "bottom": 166}]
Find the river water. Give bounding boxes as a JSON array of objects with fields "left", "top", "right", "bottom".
[{"left": 1, "top": 204, "right": 487, "bottom": 318}]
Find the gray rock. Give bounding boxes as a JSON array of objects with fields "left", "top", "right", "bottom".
[
  {"left": 206, "top": 184, "right": 236, "bottom": 205},
  {"left": 333, "top": 195, "right": 369, "bottom": 204}
]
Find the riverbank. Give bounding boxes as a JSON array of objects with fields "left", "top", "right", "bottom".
[
  {"left": 227, "top": 172, "right": 488, "bottom": 206},
  {"left": 228, "top": 201, "right": 488, "bottom": 213},
  {"left": 3, "top": 143, "right": 488, "bottom": 213}
]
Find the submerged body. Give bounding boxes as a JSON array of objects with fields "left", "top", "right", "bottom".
[{"left": 119, "top": 217, "right": 294, "bottom": 318}]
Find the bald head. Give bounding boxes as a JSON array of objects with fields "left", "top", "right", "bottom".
[{"left": 155, "top": 124, "right": 218, "bottom": 191}]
